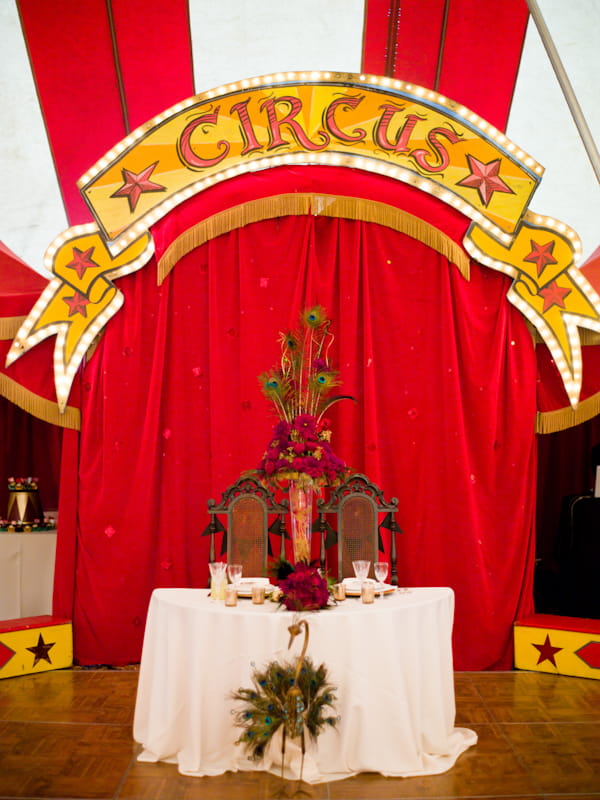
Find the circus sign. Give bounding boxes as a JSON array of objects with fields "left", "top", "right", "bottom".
[{"left": 6, "top": 72, "right": 600, "bottom": 411}]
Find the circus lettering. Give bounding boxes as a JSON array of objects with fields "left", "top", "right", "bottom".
[
  {"left": 374, "top": 105, "right": 418, "bottom": 152},
  {"left": 230, "top": 99, "right": 263, "bottom": 154},
  {"left": 177, "top": 108, "right": 230, "bottom": 168},
  {"left": 178, "top": 96, "right": 462, "bottom": 176},
  {"left": 323, "top": 95, "right": 366, "bottom": 143},
  {"left": 410, "top": 126, "right": 462, "bottom": 172},
  {"left": 261, "top": 96, "right": 330, "bottom": 150}
]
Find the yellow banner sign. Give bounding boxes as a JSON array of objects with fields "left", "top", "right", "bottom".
[
  {"left": 6, "top": 73, "right": 600, "bottom": 412},
  {"left": 79, "top": 73, "right": 542, "bottom": 246}
]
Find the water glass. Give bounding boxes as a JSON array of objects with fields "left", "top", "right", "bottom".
[
  {"left": 209, "top": 561, "right": 227, "bottom": 601},
  {"left": 374, "top": 561, "right": 389, "bottom": 598},
  {"left": 227, "top": 563, "right": 243, "bottom": 587},
  {"left": 352, "top": 559, "right": 371, "bottom": 585}
]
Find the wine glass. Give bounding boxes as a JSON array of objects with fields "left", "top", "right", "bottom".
[
  {"left": 352, "top": 559, "right": 370, "bottom": 590},
  {"left": 374, "top": 561, "right": 389, "bottom": 599},
  {"left": 209, "top": 561, "right": 227, "bottom": 601},
  {"left": 227, "top": 563, "right": 243, "bottom": 588}
]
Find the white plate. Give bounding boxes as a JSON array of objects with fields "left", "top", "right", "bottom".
[
  {"left": 235, "top": 578, "right": 275, "bottom": 597},
  {"left": 343, "top": 578, "right": 396, "bottom": 597}
]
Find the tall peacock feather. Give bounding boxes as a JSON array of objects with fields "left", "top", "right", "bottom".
[
  {"left": 258, "top": 305, "right": 353, "bottom": 424},
  {"left": 256, "top": 306, "right": 355, "bottom": 490},
  {"left": 231, "top": 619, "right": 339, "bottom": 784}
]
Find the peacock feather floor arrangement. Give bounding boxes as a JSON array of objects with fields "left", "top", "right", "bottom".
[{"left": 231, "top": 619, "right": 339, "bottom": 791}]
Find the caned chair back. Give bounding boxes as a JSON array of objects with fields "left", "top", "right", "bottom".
[
  {"left": 338, "top": 493, "right": 379, "bottom": 579},
  {"left": 227, "top": 493, "right": 270, "bottom": 576},
  {"left": 317, "top": 473, "right": 400, "bottom": 583},
  {"left": 205, "top": 476, "right": 288, "bottom": 579}
]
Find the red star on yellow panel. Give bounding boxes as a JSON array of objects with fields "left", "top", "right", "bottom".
[
  {"left": 63, "top": 290, "right": 91, "bottom": 317},
  {"left": 65, "top": 246, "right": 100, "bottom": 279},
  {"left": 533, "top": 634, "right": 562, "bottom": 667},
  {"left": 457, "top": 155, "right": 514, "bottom": 207},
  {"left": 26, "top": 633, "right": 55, "bottom": 666},
  {"left": 111, "top": 161, "right": 166, "bottom": 212},
  {"left": 523, "top": 240, "right": 558, "bottom": 277},
  {"left": 539, "top": 280, "right": 571, "bottom": 312}
]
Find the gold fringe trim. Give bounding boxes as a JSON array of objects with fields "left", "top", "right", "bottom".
[
  {"left": 579, "top": 329, "right": 600, "bottom": 346},
  {"left": 0, "top": 316, "right": 25, "bottom": 341},
  {"left": 0, "top": 373, "right": 80, "bottom": 430},
  {"left": 536, "top": 392, "right": 600, "bottom": 434},
  {"left": 314, "top": 195, "right": 469, "bottom": 279},
  {"left": 157, "top": 194, "right": 469, "bottom": 284}
]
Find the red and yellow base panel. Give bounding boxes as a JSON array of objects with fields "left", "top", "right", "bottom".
[
  {"left": 514, "top": 614, "right": 600, "bottom": 680},
  {"left": 0, "top": 616, "right": 73, "bottom": 679}
]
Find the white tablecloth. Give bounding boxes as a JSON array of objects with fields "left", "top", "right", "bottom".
[
  {"left": 0, "top": 531, "right": 57, "bottom": 620},
  {"left": 133, "top": 586, "right": 476, "bottom": 783}
]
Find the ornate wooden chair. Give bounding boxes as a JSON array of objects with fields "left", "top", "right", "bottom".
[
  {"left": 316, "top": 473, "right": 401, "bottom": 584},
  {"left": 204, "top": 475, "right": 288, "bottom": 578}
]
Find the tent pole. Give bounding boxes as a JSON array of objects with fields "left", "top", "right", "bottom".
[{"left": 526, "top": 0, "right": 600, "bottom": 183}]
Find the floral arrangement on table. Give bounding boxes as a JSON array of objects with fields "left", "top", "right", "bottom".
[
  {"left": 8, "top": 476, "right": 39, "bottom": 491},
  {"left": 255, "top": 305, "right": 354, "bottom": 562},
  {"left": 270, "top": 557, "right": 332, "bottom": 612}
]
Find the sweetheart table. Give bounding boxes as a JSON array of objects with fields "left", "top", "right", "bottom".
[{"left": 133, "top": 586, "right": 476, "bottom": 783}]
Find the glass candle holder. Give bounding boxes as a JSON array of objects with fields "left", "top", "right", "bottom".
[
  {"left": 225, "top": 585, "right": 238, "bottom": 606},
  {"left": 333, "top": 583, "right": 346, "bottom": 601},
  {"left": 361, "top": 583, "right": 375, "bottom": 604},
  {"left": 252, "top": 585, "right": 265, "bottom": 604}
]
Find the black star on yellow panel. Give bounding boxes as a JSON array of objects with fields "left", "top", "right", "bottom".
[
  {"left": 532, "top": 633, "right": 562, "bottom": 667},
  {"left": 26, "top": 633, "right": 55, "bottom": 666}
]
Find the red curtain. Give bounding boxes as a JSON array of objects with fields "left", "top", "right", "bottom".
[
  {"left": 60, "top": 214, "right": 537, "bottom": 669},
  {"left": 17, "top": 0, "right": 194, "bottom": 224}
]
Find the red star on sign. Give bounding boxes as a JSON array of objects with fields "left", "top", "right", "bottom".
[
  {"left": 523, "top": 240, "right": 558, "bottom": 277},
  {"left": 63, "top": 290, "right": 91, "bottom": 317},
  {"left": 65, "top": 246, "right": 100, "bottom": 279},
  {"left": 111, "top": 161, "right": 166, "bottom": 212},
  {"left": 26, "top": 633, "right": 55, "bottom": 666},
  {"left": 539, "top": 280, "right": 571, "bottom": 312},
  {"left": 533, "top": 634, "right": 562, "bottom": 667},
  {"left": 457, "top": 155, "right": 514, "bottom": 207}
]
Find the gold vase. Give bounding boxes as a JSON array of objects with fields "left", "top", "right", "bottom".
[{"left": 288, "top": 480, "right": 314, "bottom": 563}]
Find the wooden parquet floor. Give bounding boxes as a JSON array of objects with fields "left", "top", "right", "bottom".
[{"left": 0, "top": 668, "right": 599, "bottom": 799}]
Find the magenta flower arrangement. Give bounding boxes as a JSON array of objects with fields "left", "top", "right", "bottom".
[
  {"left": 258, "top": 414, "right": 346, "bottom": 488},
  {"left": 276, "top": 561, "right": 331, "bottom": 611}
]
